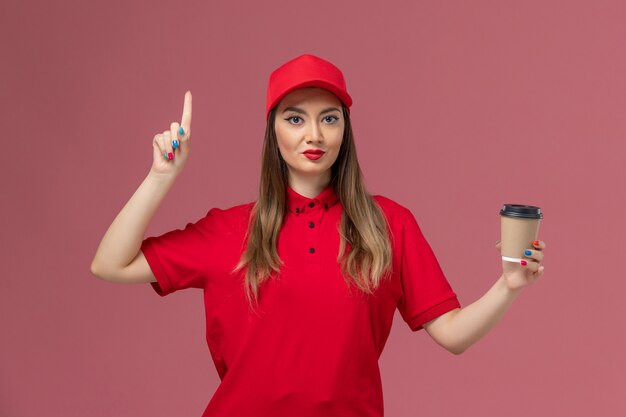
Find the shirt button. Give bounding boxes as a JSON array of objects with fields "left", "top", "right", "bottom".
[
  {"left": 309, "top": 222, "right": 314, "bottom": 228},
  {"left": 308, "top": 202, "right": 314, "bottom": 208},
  {"left": 324, "top": 203, "right": 328, "bottom": 209},
  {"left": 309, "top": 247, "right": 315, "bottom": 253},
  {"left": 295, "top": 208, "right": 300, "bottom": 213}
]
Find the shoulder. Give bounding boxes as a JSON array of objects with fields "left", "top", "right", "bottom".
[
  {"left": 207, "top": 201, "right": 255, "bottom": 217},
  {"left": 372, "top": 194, "right": 417, "bottom": 235},
  {"left": 371, "top": 194, "right": 415, "bottom": 229},
  {"left": 201, "top": 201, "right": 255, "bottom": 234},
  {"left": 371, "top": 195, "right": 431, "bottom": 247}
]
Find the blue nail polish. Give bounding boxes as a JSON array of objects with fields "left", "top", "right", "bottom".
[
  {"left": 179, "top": 127, "right": 184, "bottom": 136},
  {"left": 172, "top": 140, "right": 179, "bottom": 149},
  {"left": 524, "top": 250, "right": 532, "bottom": 256}
]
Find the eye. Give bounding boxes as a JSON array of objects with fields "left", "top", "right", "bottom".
[
  {"left": 324, "top": 115, "right": 340, "bottom": 124},
  {"left": 285, "top": 116, "right": 303, "bottom": 125}
]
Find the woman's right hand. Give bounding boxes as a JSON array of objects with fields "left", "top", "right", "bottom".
[{"left": 150, "top": 90, "right": 193, "bottom": 177}]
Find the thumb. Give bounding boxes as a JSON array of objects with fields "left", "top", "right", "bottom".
[{"left": 495, "top": 240, "right": 501, "bottom": 250}]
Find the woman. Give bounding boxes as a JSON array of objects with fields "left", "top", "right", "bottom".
[{"left": 91, "top": 53, "right": 546, "bottom": 417}]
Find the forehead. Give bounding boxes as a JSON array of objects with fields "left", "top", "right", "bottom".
[{"left": 278, "top": 87, "right": 342, "bottom": 108}]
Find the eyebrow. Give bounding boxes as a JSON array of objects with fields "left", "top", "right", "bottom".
[{"left": 282, "top": 106, "right": 341, "bottom": 115}]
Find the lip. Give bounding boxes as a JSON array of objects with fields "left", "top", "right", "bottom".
[
  {"left": 303, "top": 152, "right": 323, "bottom": 160},
  {"left": 303, "top": 149, "right": 325, "bottom": 155}
]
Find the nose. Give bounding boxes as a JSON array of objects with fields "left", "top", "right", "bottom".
[{"left": 305, "top": 120, "right": 323, "bottom": 143}]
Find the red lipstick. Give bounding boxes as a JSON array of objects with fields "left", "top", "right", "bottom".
[{"left": 303, "top": 149, "right": 325, "bottom": 160}]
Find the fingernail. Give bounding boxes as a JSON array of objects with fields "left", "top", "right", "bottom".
[
  {"left": 179, "top": 127, "right": 184, "bottom": 136},
  {"left": 524, "top": 250, "right": 532, "bottom": 256},
  {"left": 164, "top": 152, "right": 168, "bottom": 160},
  {"left": 172, "top": 140, "right": 179, "bottom": 149},
  {"left": 168, "top": 152, "right": 173, "bottom": 160},
  {"left": 520, "top": 260, "right": 527, "bottom": 266},
  {"left": 533, "top": 240, "right": 539, "bottom": 246}
]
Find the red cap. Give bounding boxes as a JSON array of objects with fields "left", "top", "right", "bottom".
[{"left": 266, "top": 54, "right": 353, "bottom": 121}]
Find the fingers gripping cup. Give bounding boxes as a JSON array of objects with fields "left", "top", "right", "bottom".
[{"left": 499, "top": 204, "right": 543, "bottom": 263}]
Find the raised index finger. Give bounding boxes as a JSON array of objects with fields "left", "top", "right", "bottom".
[{"left": 181, "top": 90, "right": 192, "bottom": 133}]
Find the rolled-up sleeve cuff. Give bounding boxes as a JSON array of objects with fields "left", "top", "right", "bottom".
[
  {"left": 140, "top": 238, "right": 173, "bottom": 297},
  {"left": 407, "top": 296, "right": 461, "bottom": 332}
]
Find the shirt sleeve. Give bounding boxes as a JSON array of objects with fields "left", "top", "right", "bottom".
[
  {"left": 140, "top": 208, "right": 220, "bottom": 297},
  {"left": 397, "top": 209, "right": 461, "bottom": 332}
]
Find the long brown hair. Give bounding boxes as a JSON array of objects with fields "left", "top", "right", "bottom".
[{"left": 232, "top": 103, "right": 393, "bottom": 311}]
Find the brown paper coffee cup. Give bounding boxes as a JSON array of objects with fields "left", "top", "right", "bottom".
[{"left": 500, "top": 204, "right": 543, "bottom": 263}]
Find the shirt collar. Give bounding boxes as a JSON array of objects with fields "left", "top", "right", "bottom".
[{"left": 286, "top": 183, "right": 340, "bottom": 215}]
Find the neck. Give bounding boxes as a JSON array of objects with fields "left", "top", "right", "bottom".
[{"left": 288, "top": 171, "right": 331, "bottom": 199}]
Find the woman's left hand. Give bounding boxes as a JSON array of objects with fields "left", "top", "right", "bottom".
[{"left": 496, "top": 240, "right": 546, "bottom": 292}]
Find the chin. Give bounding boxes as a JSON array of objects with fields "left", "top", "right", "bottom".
[
  {"left": 302, "top": 168, "right": 327, "bottom": 176},
  {"left": 293, "top": 166, "right": 327, "bottom": 176}
]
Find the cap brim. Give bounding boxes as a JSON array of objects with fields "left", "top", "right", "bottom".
[{"left": 267, "top": 80, "right": 352, "bottom": 120}]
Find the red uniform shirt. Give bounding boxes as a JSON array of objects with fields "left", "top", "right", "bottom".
[{"left": 140, "top": 184, "right": 461, "bottom": 417}]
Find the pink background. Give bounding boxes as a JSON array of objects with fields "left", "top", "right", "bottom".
[{"left": 2, "top": 0, "right": 624, "bottom": 416}]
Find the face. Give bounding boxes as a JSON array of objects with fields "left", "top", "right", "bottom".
[{"left": 274, "top": 87, "right": 345, "bottom": 187}]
